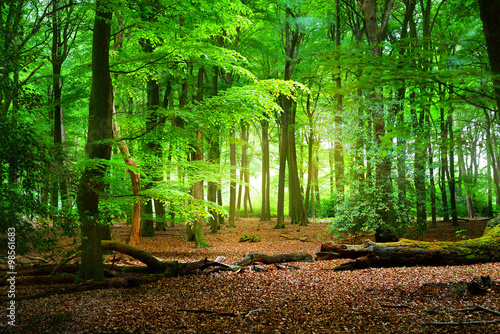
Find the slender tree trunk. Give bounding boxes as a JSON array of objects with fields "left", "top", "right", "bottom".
[
  {"left": 329, "top": 145, "right": 334, "bottom": 199},
  {"left": 457, "top": 137, "right": 475, "bottom": 218},
  {"left": 305, "top": 121, "right": 314, "bottom": 216},
  {"left": 228, "top": 128, "right": 237, "bottom": 227},
  {"left": 487, "top": 155, "right": 494, "bottom": 217},
  {"left": 334, "top": 0, "right": 344, "bottom": 201},
  {"left": 260, "top": 118, "right": 271, "bottom": 221},
  {"left": 427, "top": 113, "right": 437, "bottom": 228},
  {"left": 484, "top": 110, "right": 500, "bottom": 207},
  {"left": 448, "top": 110, "right": 458, "bottom": 226},
  {"left": 439, "top": 104, "right": 450, "bottom": 222},
  {"left": 51, "top": 0, "right": 70, "bottom": 212},
  {"left": 112, "top": 108, "right": 142, "bottom": 247},
  {"left": 192, "top": 129, "right": 210, "bottom": 248},
  {"left": 208, "top": 134, "right": 220, "bottom": 233},
  {"left": 275, "top": 104, "right": 288, "bottom": 229},
  {"left": 208, "top": 67, "right": 221, "bottom": 232},
  {"left": 75, "top": 1, "right": 113, "bottom": 283}
]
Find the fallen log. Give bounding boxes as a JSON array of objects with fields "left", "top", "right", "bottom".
[
  {"left": 230, "top": 252, "right": 313, "bottom": 267},
  {"left": 318, "top": 217, "right": 500, "bottom": 271},
  {"left": 2, "top": 241, "right": 316, "bottom": 301},
  {"left": 101, "top": 240, "right": 164, "bottom": 273}
]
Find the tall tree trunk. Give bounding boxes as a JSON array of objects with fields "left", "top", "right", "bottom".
[
  {"left": 112, "top": 108, "right": 142, "bottom": 247},
  {"left": 260, "top": 118, "right": 271, "bottom": 221},
  {"left": 208, "top": 67, "right": 221, "bottom": 233},
  {"left": 485, "top": 110, "right": 500, "bottom": 207},
  {"left": 427, "top": 113, "right": 437, "bottom": 228},
  {"left": 329, "top": 145, "right": 334, "bottom": 199},
  {"left": 304, "top": 97, "right": 314, "bottom": 218},
  {"left": 50, "top": 0, "right": 71, "bottom": 212},
  {"left": 276, "top": 7, "right": 307, "bottom": 227},
  {"left": 75, "top": 1, "right": 113, "bottom": 283},
  {"left": 448, "top": 110, "right": 458, "bottom": 226},
  {"left": 192, "top": 129, "right": 210, "bottom": 248},
  {"left": 275, "top": 102, "right": 288, "bottom": 229},
  {"left": 360, "top": 0, "right": 396, "bottom": 240},
  {"left": 153, "top": 82, "right": 172, "bottom": 232},
  {"left": 334, "top": 0, "right": 344, "bottom": 201},
  {"left": 478, "top": 0, "right": 500, "bottom": 112},
  {"left": 487, "top": 155, "right": 494, "bottom": 217},
  {"left": 287, "top": 101, "right": 307, "bottom": 226},
  {"left": 208, "top": 134, "right": 220, "bottom": 233},
  {"left": 439, "top": 104, "right": 450, "bottom": 222},
  {"left": 457, "top": 136, "right": 475, "bottom": 218},
  {"left": 412, "top": 89, "right": 427, "bottom": 233},
  {"left": 237, "top": 124, "right": 247, "bottom": 219},
  {"left": 228, "top": 128, "right": 237, "bottom": 227}
]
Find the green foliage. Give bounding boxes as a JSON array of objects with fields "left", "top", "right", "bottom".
[{"left": 0, "top": 117, "right": 78, "bottom": 254}]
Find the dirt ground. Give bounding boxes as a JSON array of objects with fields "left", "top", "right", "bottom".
[{"left": 2, "top": 217, "right": 500, "bottom": 333}]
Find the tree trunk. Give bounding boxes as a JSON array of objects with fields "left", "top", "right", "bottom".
[
  {"left": 229, "top": 128, "right": 237, "bottom": 227},
  {"left": 318, "top": 217, "right": 500, "bottom": 271},
  {"left": 439, "top": 103, "right": 450, "bottom": 222},
  {"left": 260, "top": 118, "right": 271, "bottom": 221},
  {"left": 192, "top": 129, "right": 210, "bottom": 248},
  {"left": 208, "top": 67, "right": 221, "bottom": 233},
  {"left": 448, "top": 110, "right": 458, "bottom": 226},
  {"left": 275, "top": 102, "right": 288, "bottom": 229},
  {"left": 208, "top": 134, "right": 220, "bottom": 233},
  {"left": 112, "top": 108, "right": 142, "bottom": 247},
  {"left": 75, "top": 1, "right": 113, "bottom": 283},
  {"left": 276, "top": 7, "right": 307, "bottom": 228},
  {"left": 287, "top": 101, "right": 307, "bottom": 226},
  {"left": 478, "top": 0, "right": 500, "bottom": 110},
  {"left": 412, "top": 90, "right": 427, "bottom": 232},
  {"left": 334, "top": 0, "right": 344, "bottom": 201},
  {"left": 484, "top": 110, "right": 500, "bottom": 207},
  {"left": 304, "top": 101, "right": 314, "bottom": 218},
  {"left": 360, "top": 0, "right": 396, "bottom": 240},
  {"left": 457, "top": 138, "right": 475, "bottom": 218}
]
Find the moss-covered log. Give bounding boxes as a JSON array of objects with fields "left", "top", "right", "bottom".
[{"left": 319, "top": 218, "right": 500, "bottom": 271}]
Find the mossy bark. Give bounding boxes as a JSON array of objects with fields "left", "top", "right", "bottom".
[{"left": 320, "top": 218, "right": 500, "bottom": 271}]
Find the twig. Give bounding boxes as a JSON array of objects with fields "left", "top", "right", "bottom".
[
  {"left": 24, "top": 255, "right": 48, "bottom": 263},
  {"left": 279, "top": 234, "right": 309, "bottom": 242},
  {"left": 424, "top": 305, "right": 500, "bottom": 326},
  {"left": 423, "top": 319, "right": 500, "bottom": 327},
  {"left": 246, "top": 309, "right": 266, "bottom": 317},
  {"left": 381, "top": 304, "right": 414, "bottom": 309},
  {"left": 177, "top": 309, "right": 238, "bottom": 317},
  {"left": 50, "top": 255, "right": 78, "bottom": 276},
  {"left": 452, "top": 305, "right": 500, "bottom": 317}
]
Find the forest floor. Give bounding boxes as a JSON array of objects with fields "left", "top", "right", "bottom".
[{"left": 2, "top": 217, "right": 500, "bottom": 333}]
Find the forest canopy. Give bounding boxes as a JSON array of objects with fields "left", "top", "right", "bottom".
[{"left": 1, "top": 0, "right": 500, "bottom": 281}]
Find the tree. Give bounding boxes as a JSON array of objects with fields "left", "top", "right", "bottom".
[
  {"left": 75, "top": 0, "right": 113, "bottom": 283},
  {"left": 359, "top": 0, "right": 397, "bottom": 241},
  {"left": 275, "top": 5, "right": 308, "bottom": 228}
]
